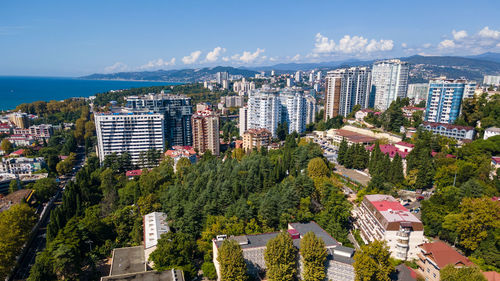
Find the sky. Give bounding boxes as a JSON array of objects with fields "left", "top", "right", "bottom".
[{"left": 1, "top": 0, "right": 500, "bottom": 76}]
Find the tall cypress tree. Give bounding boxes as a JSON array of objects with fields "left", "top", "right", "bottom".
[
  {"left": 217, "top": 240, "right": 248, "bottom": 281},
  {"left": 338, "top": 138, "right": 348, "bottom": 165},
  {"left": 390, "top": 154, "right": 405, "bottom": 184},
  {"left": 300, "top": 232, "right": 327, "bottom": 281},
  {"left": 264, "top": 232, "right": 298, "bottom": 281}
]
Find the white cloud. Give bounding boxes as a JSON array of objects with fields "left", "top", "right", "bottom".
[
  {"left": 452, "top": 30, "right": 468, "bottom": 40},
  {"left": 313, "top": 33, "right": 393, "bottom": 54},
  {"left": 478, "top": 26, "right": 500, "bottom": 39},
  {"left": 234, "top": 48, "right": 265, "bottom": 63},
  {"left": 401, "top": 43, "right": 408, "bottom": 48},
  {"left": 182, "top": 50, "right": 202, "bottom": 64},
  {"left": 104, "top": 62, "right": 128, "bottom": 73},
  {"left": 313, "top": 33, "right": 335, "bottom": 53},
  {"left": 438, "top": 39, "right": 456, "bottom": 49},
  {"left": 205, "top": 47, "right": 226, "bottom": 62},
  {"left": 140, "top": 58, "right": 176, "bottom": 69},
  {"left": 222, "top": 57, "right": 230, "bottom": 62},
  {"left": 291, "top": 54, "right": 301, "bottom": 61},
  {"left": 422, "top": 43, "right": 432, "bottom": 48}
]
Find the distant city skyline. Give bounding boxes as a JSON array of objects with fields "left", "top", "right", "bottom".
[{"left": 1, "top": 0, "right": 500, "bottom": 76}]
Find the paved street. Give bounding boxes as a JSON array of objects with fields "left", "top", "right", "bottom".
[{"left": 10, "top": 146, "right": 85, "bottom": 281}]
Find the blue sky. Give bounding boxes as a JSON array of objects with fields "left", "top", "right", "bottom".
[{"left": 1, "top": 0, "right": 500, "bottom": 76}]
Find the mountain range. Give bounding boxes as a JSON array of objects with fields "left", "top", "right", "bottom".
[{"left": 81, "top": 53, "right": 500, "bottom": 83}]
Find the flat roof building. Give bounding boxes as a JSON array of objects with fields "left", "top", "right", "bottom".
[
  {"left": 212, "top": 221, "right": 355, "bottom": 281},
  {"left": 353, "top": 194, "right": 425, "bottom": 260}
]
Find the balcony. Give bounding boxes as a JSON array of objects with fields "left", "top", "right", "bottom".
[{"left": 396, "top": 241, "right": 409, "bottom": 248}]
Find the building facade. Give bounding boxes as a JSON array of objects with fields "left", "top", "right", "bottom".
[
  {"left": 94, "top": 112, "right": 165, "bottom": 165},
  {"left": 191, "top": 109, "right": 220, "bottom": 156},
  {"left": 353, "top": 194, "right": 425, "bottom": 260},
  {"left": 407, "top": 83, "right": 429, "bottom": 104},
  {"left": 143, "top": 212, "right": 170, "bottom": 263},
  {"left": 420, "top": 122, "right": 475, "bottom": 141},
  {"left": 416, "top": 241, "right": 474, "bottom": 281},
  {"left": 0, "top": 157, "right": 45, "bottom": 175},
  {"left": 371, "top": 59, "right": 409, "bottom": 111},
  {"left": 239, "top": 106, "right": 248, "bottom": 137},
  {"left": 305, "top": 95, "right": 317, "bottom": 125},
  {"left": 484, "top": 127, "right": 500, "bottom": 139},
  {"left": 247, "top": 89, "right": 281, "bottom": 137},
  {"left": 242, "top": 128, "right": 272, "bottom": 151},
  {"left": 424, "top": 78, "right": 476, "bottom": 124},
  {"left": 324, "top": 67, "right": 372, "bottom": 119},
  {"left": 483, "top": 75, "right": 500, "bottom": 85},
  {"left": 125, "top": 93, "right": 193, "bottom": 146},
  {"left": 280, "top": 89, "right": 306, "bottom": 134}
]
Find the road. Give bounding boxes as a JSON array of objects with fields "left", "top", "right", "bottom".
[{"left": 10, "top": 146, "right": 85, "bottom": 281}]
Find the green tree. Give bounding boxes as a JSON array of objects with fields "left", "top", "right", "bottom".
[
  {"left": 216, "top": 239, "right": 248, "bottom": 281},
  {"left": 8, "top": 179, "right": 19, "bottom": 193},
  {"left": 300, "top": 232, "right": 327, "bottom": 281},
  {"left": 353, "top": 240, "right": 393, "bottom": 281},
  {"left": 1, "top": 139, "right": 13, "bottom": 154},
  {"left": 456, "top": 197, "right": 500, "bottom": 251},
  {"left": 307, "top": 157, "right": 330, "bottom": 178},
  {"left": 277, "top": 122, "right": 288, "bottom": 141},
  {"left": 150, "top": 232, "right": 198, "bottom": 279},
  {"left": 264, "top": 232, "right": 298, "bottom": 281},
  {"left": 0, "top": 204, "right": 37, "bottom": 279},
  {"left": 440, "top": 265, "right": 487, "bottom": 281},
  {"left": 389, "top": 153, "right": 405, "bottom": 184},
  {"left": 33, "top": 177, "right": 58, "bottom": 202},
  {"left": 337, "top": 138, "right": 348, "bottom": 165}
]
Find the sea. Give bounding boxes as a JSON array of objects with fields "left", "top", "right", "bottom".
[{"left": 0, "top": 76, "right": 177, "bottom": 111}]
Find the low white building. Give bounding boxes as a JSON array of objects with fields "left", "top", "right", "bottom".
[
  {"left": 484, "top": 127, "right": 500, "bottom": 140},
  {"left": 421, "top": 122, "right": 475, "bottom": 141},
  {"left": 143, "top": 212, "right": 170, "bottom": 263},
  {"left": 0, "top": 157, "right": 45, "bottom": 175},
  {"left": 352, "top": 194, "right": 425, "bottom": 260}
]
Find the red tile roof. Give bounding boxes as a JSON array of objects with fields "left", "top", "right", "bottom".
[
  {"left": 372, "top": 200, "right": 408, "bottom": 212},
  {"left": 395, "top": 141, "right": 415, "bottom": 148},
  {"left": 126, "top": 169, "right": 143, "bottom": 177},
  {"left": 419, "top": 241, "right": 474, "bottom": 269},
  {"left": 366, "top": 144, "right": 409, "bottom": 158},
  {"left": 9, "top": 149, "right": 25, "bottom": 156},
  {"left": 483, "top": 271, "right": 500, "bottom": 281},
  {"left": 492, "top": 156, "right": 500, "bottom": 164}
]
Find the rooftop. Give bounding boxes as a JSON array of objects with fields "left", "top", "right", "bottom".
[
  {"left": 109, "top": 246, "right": 145, "bottom": 276},
  {"left": 485, "top": 127, "right": 500, "bottom": 133},
  {"left": 335, "top": 129, "right": 377, "bottom": 144},
  {"left": 214, "top": 222, "right": 340, "bottom": 250},
  {"left": 126, "top": 169, "right": 143, "bottom": 177},
  {"left": 422, "top": 122, "right": 474, "bottom": 131},
  {"left": 366, "top": 144, "right": 409, "bottom": 158},
  {"left": 101, "top": 269, "right": 184, "bottom": 281},
  {"left": 419, "top": 241, "right": 473, "bottom": 269}
]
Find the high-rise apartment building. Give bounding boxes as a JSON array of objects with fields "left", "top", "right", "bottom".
[
  {"left": 424, "top": 78, "right": 476, "bottom": 124},
  {"left": 125, "top": 93, "right": 193, "bottom": 146},
  {"left": 247, "top": 89, "right": 281, "bottom": 137},
  {"left": 407, "top": 83, "right": 429, "bottom": 104},
  {"left": 324, "top": 67, "right": 372, "bottom": 119},
  {"left": 483, "top": 75, "right": 500, "bottom": 85},
  {"left": 325, "top": 75, "right": 342, "bottom": 120},
  {"left": 295, "top": 71, "right": 302, "bottom": 83},
  {"left": 94, "top": 111, "right": 165, "bottom": 165},
  {"left": 279, "top": 89, "right": 306, "bottom": 134},
  {"left": 191, "top": 109, "right": 220, "bottom": 156},
  {"left": 9, "top": 112, "right": 29, "bottom": 129},
  {"left": 216, "top": 71, "right": 229, "bottom": 84},
  {"left": 371, "top": 59, "right": 410, "bottom": 111},
  {"left": 305, "top": 95, "right": 317, "bottom": 125},
  {"left": 239, "top": 106, "right": 248, "bottom": 137}
]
